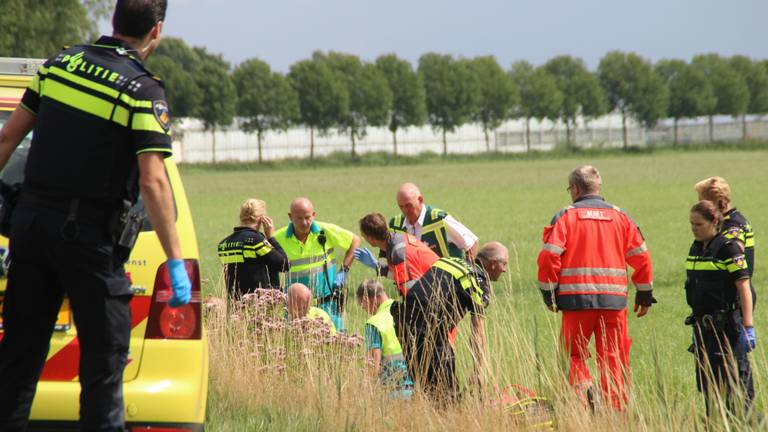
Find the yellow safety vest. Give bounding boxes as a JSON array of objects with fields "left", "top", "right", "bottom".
[
  {"left": 273, "top": 221, "right": 354, "bottom": 298},
  {"left": 307, "top": 307, "right": 337, "bottom": 336},
  {"left": 390, "top": 205, "right": 464, "bottom": 258},
  {"left": 365, "top": 299, "right": 412, "bottom": 389}
]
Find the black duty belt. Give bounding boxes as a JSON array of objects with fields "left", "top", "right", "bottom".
[
  {"left": 686, "top": 309, "right": 739, "bottom": 333},
  {"left": 20, "top": 190, "right": 118, "bottom": 217}
]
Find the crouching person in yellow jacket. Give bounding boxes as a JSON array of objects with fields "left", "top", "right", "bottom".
[
  {"left": 357, "top": 280, "right": 414, "bottom": 399},
  {"left": 287, "top": 283, "right": 337, "bottom": 336}
]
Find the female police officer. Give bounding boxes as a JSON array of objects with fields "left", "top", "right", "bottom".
[
  {"left": 217, "top": 199, "right": 288, "bottom": 296},
  {"left": 686, "top": 200, "right": 756, "bottom": 417}
]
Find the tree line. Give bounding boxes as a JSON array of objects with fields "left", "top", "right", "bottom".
[
  {"left": 145, "top": 38, "right": 768, "bottom": 160},
  {"left": 1, "top": 1, "right": 766, "bottom": 159}
]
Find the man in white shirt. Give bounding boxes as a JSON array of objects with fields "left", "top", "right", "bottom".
[{"left": 389, "top": 183, "right": 479, "bottom": 260}]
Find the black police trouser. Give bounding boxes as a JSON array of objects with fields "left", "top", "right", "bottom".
[
  {"left": 0, "top": 201, "right": 132, "bottom": 432},
  {"left": 693, "top": 324, "right": 754, "bottom": 417},
  {"left": 402, "top": 330, "right": 457, "bottom": 403}
]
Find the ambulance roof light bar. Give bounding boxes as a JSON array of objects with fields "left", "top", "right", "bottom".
[{"left": 0, "top": 58, "right": 45, "bottom": 76}]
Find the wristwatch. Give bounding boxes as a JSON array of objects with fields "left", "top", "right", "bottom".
[{"left": 342, "top": 264, "right": 350, "bottom": 273}]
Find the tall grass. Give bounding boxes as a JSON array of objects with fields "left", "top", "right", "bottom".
[
  {"left": 185, "top": 150, "right": 768, "bottom": 430},
  {"left": 203, "top": 272, "right": 765, "bottom": 431}
]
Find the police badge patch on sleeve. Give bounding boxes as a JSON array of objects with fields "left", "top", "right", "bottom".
[
  {"left": 733, "top": 255, "right": 747, "bottom": 270},
  {"left": 725, "top": 226, "right": 743, "bottom": 239},
  {"left": 152, "top": 100, "right": 170, "bottom": 131}
]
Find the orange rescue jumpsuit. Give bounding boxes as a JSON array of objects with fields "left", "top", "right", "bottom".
[{"left": 537, "top": 195, "right": 653, "bottom": 411}]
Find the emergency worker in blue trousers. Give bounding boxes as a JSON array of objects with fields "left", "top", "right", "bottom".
[
  {"left": 0, "top": 1, "right": 191, "bottom": 430},
  {"left": 273, "top": 197, "right": 361, "bottom": 332}
]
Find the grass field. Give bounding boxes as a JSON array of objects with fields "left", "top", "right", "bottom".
[{"left": 181, "top": 149, "right": 768, "bottom": 431}]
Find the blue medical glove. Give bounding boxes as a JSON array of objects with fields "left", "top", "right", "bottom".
[
  {"left": 354, "top": 247, "right": 379, "bottom": 270},
  {"left": 167, "top": 259, "right": 191, "bottom": 308},
  {"left": 745, "top": 327, "right": 756, "bottom": 350},
  {"left": 333, "top": 270, "right": 348, "bottom": 288}
]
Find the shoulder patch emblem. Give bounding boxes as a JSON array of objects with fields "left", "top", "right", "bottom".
[
  {"left": 733, "top": 255, "right": 747, "bottom": 270},
  {"left": 725, "top": 226, "right": 743, "bottom": 239},
  {"left": 153, "top": 100, "right": 170, "bottom": 131}
]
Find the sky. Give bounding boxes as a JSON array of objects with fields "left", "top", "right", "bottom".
[{"left": 105, "top": 0, "right": 768, "bottom": 72}]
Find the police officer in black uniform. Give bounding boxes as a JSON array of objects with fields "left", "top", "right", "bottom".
[
  {"left": 217, "top": 198, "right": 288, "bottom": 296},
  {"left": 392, "top": 242, "right": 508, "bottom": 402},
  {"left": 695, "top": 176, "right": 757, "bottom": 305},
  {"left": 0, "top": 1, "right": 191, "bottom": 430},
  {"left": 686, "top": 201, "right": 756, "bottom": 417}
]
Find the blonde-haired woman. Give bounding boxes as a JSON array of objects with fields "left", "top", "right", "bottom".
[
  {"left": 695, "top": 176, "right": 756, "bottom": 307},
  {"left": 217, "top": 199, "right": 288, "bottom": 296}
]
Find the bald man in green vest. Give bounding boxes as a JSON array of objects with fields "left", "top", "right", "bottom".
[{"left": 389, "top": 183, "right": 479, "bottom": 261}]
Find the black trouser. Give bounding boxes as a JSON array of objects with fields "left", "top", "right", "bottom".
[
  {"left": 693, "top": 323, "right": 754, "bottom": 418},
  {"left": 0, "top": 199, "right": 132, "bottom": 432},
  {"left": 391, "top": 302, "right": 457, "bottom": 402}
]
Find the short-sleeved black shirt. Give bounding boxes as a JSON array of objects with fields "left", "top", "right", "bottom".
[
  {"left": 686, "top": 234, "right": 749, "bottom": 315},
  {"left": 20, "top": 36, "right": 172, "bottom": 203},
  {"left": 401, "top": 258, "right": 490, "bottom": 336}
]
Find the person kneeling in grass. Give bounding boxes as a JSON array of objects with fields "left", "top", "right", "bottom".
[
  {"left": 357, "top": 280, "right": 414, "bottom": 399},
  {"left": 287, "top": 283, "right": 337, "bottom": 336}
]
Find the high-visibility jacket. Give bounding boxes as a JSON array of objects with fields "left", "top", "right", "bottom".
[
  {"left": 365, "top": 299, "right": 413, "bottom": 389},
  {"left": 384, "top": 232, "right": 440, "bottom": 296},
  {"left": 273, "top": 221, "right": 354, "bottom": 300},
  {"left": 308, "top": 307, "right": 337, "bottom": 336},
  {"left": 537, "top": 195, "right": 653, "bottom": 310},
  {"left": 685, "top": 233, "right": 750, "bottom": 317},
  {"left": 390, "top": 205, "right": 464, "bottom": 258},
  {"left": 217, "top": 227, "right": 288, "bottom": 295},
  {"left": 722, "top": 208, "right": 755, "bottom": 278}
]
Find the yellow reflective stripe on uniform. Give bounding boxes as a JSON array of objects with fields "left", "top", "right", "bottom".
[
  {"left": 289, "top": 248, "right": 334, "bottom": 267},
  {"left": 132, "top": 112, "right": 169, "bottom": 134},
  {"left": 422, "top": 220, "right": 449, "bottom": 256},
  {"left": 42, "top": 79, "right": 129, "bottom": 126},
  {"left": 218, "top": 249, "right": 245, "bottom": 264},
  {"left": 47, "top": 65, "right": 153, "bottom": 109},
  {"left": 48, "top": 65, "right": 120, "bottom": 99},
  {"left": 27, "top": 74, "right": 41, "bottom": 95},
  {"left": 125, "top": 98, "right": 153, "bottom": 108},
  {"left": 432, "top": 258, "right": 483, "bottom": 305},
  {"left": 721, "top": 257, "right": 747, "bottom": 273},
  {"left": 289, "top": 267, "right": 326, "bottom": 279},
  {"left": 244, "top": 241, "right": 272, "bottom": 257},
  {"left": 136, "top": 147, "right": 172, "bottom": 155},
  {"left": 685, "top": 259, "right": 726, "bottom": 271},
  {"left": 219, "top": 255, "right": 244, "bottom": 264},
  {"left": 27, "top": 65, "right": 49, "bottom": 95}
]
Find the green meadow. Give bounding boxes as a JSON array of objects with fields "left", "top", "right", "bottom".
[{"left": 181, "top": 149, "right": 768, "bottom": 431}]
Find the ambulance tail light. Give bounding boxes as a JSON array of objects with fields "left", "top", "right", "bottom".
[{"left": 145, "top": 259, "right": 201, "bottom": 340}]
